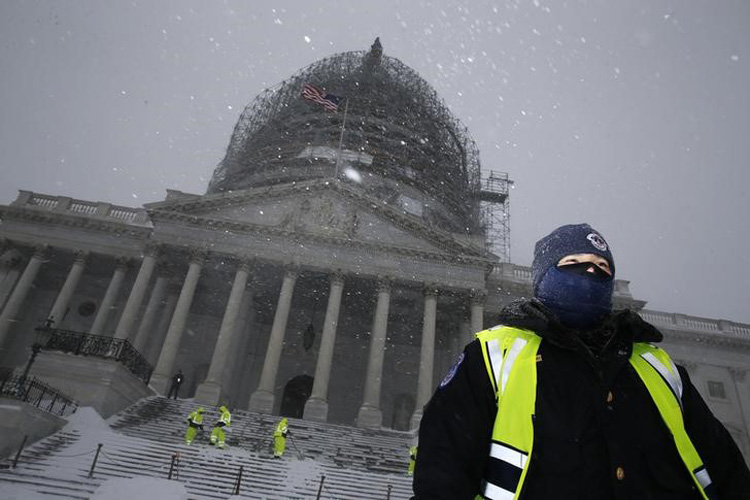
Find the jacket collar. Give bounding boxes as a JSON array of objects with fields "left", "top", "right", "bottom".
[{"left": 495, "top": 299, "right": 663, "bottom": 353}]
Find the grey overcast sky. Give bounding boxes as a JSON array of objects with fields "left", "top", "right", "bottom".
[{"left": 1, "top": 1, "right": 748, "bottom": 323}]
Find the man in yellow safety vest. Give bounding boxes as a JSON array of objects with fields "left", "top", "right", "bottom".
[
  {"left": 413, "top": 223, "right": 750, "bottom": 499},
  {"left": 185, "top": 407, "right": 204, "bottom": 445},
  {"left": 210, "top": 405, "right": 231, "bottom": 449},
  {"left": 274, "top": 417, "right": 289, "bottom": 458},
  {"left": 408, "top": 445, "right": 418, "bottom": 476}
]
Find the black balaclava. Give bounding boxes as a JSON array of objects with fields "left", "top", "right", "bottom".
[{"left": 532, "top": 223, "right": 615, "bottom": 330}]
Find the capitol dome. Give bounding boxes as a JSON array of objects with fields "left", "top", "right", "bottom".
[{"left": 209, "top": 39, "right": 484, "bottom": 235}]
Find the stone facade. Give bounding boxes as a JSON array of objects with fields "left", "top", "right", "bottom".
[{"left": 1, "top": 188, "right": 749, "bottom": 462}]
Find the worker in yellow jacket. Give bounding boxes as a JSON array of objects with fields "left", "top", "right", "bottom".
[
  {"left": 185, "top": 407, "right": 204, "bottom": 445},
  {"left": 408, "top": 445, "right": 418, "bottom": 475},
  {"left": 273, "top": 417, "right": 289, "bottom": 458},
  {"left": 210, "top": 405, "right": 231, "bottom": 449}
]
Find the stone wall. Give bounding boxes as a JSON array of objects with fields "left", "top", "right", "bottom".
[
  {"left": 0, "top": 397, "right": 66, "bottom": 459},
  {"left": 31, "top": 351, "right": 153, "bottom": 418}
]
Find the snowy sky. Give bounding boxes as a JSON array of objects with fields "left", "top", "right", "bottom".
[{"left": 1, "top": 1, "right": 749, "bottom": 323}]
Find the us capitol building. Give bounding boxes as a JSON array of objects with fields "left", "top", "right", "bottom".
[{"left": 1, "top": 40, "right": 748, "bottom": 461}]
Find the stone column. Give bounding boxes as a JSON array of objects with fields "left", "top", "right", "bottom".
[
  {"left": 114, "top": 243, "right": 160, "bottom": 341},
  {"left": 195, "top": 259, "right": 251, "bottom": 405},
  {"left": 47, "top": 250, "right": 88, "bottom": 328},
  {"left": 304, "top": 272, "right": 345, "bottom": 422},
  {"left": 357, "top": 277, "right": 392, "bottom": 428},
  {"left": 470, "top": 288, "right": 486, "bottom": 335},
  {"left": 150, "top": 248, "right": 207, "bottom": 394},
  {"left": 0, "top": 249, "right": 24, "bottom": 311},
  {"left": 0, "top": 245, "right": 47, "bottom": 353},
  {"left": 89, "top": 256, "right": 129, "bottom": 335},
  {"left": 227, "top": 286, "right": 255, "bottom": 399},
  {"left": 146, "top": 288, "right": 179, "bottom": 365},
  {"left": 132, "top": 263, "right": 171, "bottom": 352},
  {"left": 248, "top": 266, "right": 298, "bottom": 413},
  {"left": 410, "top": 284, "right": 439, "bottom": 430}
]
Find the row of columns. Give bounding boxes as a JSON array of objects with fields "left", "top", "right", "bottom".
[
  {"left": 0, "top": 242, "right": 487, "bottom": 429},
  {"left": 0, "top": 245, "right": 48, "bottom": 354}
]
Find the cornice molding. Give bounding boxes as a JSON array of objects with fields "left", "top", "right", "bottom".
[
  {"left": 146, "top": 180, "right": 492, "bottom": 261},
  {"left": 660, "top": 327, "right": 750, "bottom": 352},
  {"left": 148, "top": 208, "right": 493, "bottom": 269}
]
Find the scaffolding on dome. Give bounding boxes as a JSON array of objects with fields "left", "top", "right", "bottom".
[
  {"left": 210, "top": 39, "right": 511, "bottom": 242},
  {"left": 479, "top": 172, "right": 513, "bottom": 262}
]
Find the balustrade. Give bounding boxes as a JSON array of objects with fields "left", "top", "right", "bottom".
[{"left": 35, "top": 327, "right": 153, "bottom": 384}]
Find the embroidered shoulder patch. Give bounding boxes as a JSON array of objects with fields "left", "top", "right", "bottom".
[{"left": 439, "top": 352, "right": 465, "bottom": 389}]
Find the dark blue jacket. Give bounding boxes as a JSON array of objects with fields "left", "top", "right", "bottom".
[{"left": 412, "top": 300, "right": 750, "bottom": 499}]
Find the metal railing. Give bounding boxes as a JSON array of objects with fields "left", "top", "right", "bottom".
[
  {"left": 0, "top": 371, "right": 78, "bottom": 417},
  {"left": 35, "top": 327, "right": 153, "bottom": 385}
]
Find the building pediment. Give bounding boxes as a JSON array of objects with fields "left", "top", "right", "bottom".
[{"left": 146, "top": 180, "right": 492, "bottom": 262}]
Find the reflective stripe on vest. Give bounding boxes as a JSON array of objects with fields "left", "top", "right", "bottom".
[
  {"left": 630, "top": 343, "right": 716, "bottom": 500},
  {"left": 478, "top": 327, "right": 540, "bottom": 499},
  {"left": 475, "top": 327, "right": 715, "bottom": 500}
]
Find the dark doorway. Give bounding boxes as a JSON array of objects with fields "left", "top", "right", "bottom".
[
  {"left": 280, "top": 375, "right": 314, "bottom": 418},
  {"left": 391, "top": 393, "right": 415, "bottom": 431}
]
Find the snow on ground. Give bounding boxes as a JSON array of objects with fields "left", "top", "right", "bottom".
[
  {"left": 1, "top": 404, "right": 412, "bottom": 498},
  {"left": 91, "top": 476, "right": 189, "bottom": 500},
  {"left": 284, "top": 455, "right": 324, "bottom": 492},
  {"left": 64, "top": 406, "right": 112, "bottom": 433},
  {"left": 25, "top": 406, "right": 121, "bottom": 483},
  {"left": 1, "top": 482, "right": 52, "bottom": 499}
]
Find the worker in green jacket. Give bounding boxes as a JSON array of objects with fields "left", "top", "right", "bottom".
[
  {"left": 408, "top": 445, "right": 418, "bottom": 475},
  {"left": 185, "top": 407, "right": 204, "bottom": 445},
  {"left": 273, "top": 417, "right": 289, "bottom": 458},
  {"left": 210, "top": 405, "right": 231, "bottom": 449}
]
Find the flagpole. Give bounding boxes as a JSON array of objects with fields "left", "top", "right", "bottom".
[{"left": 334, "top": 98, "right": 349, "bottom": 180}]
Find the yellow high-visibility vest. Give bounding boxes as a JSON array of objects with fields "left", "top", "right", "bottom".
[{"left": 475, "top": 326, "right": 714, "bottom": 500}]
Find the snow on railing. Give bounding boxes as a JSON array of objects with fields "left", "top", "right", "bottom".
[
  {"left": 0, "top": 372, "right": 78, "bottom": 417},
  {"left": 69, "top": 200, "right": 98, "bottom": 215},
  {"left": 726, "top": 323, "right": 750, "bottom": 337},
  {"left": 491, "top": 262, "right": 531, "bottom": 282},
  {"left": 108, "top": 206, "right": 139, "bottom": 222},
  {"left": 11, "top": 191, "right": 151, "bottom": 226},
  {"left": 639, "top": 310, "right": 750, "bottom": 339},
  {"left": 28, "top": 193, "right": 59, "bottom": 209}
]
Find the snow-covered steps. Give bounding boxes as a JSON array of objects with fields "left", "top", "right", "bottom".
[
  {"left": 0, "top": 400, "right": 415, "bottom": 498},
  {"left": 109, "top": 397, "right": 415, "bottom": 476}
]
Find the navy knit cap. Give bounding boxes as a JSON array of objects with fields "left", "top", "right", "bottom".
[{"left": 531, "top": 223, "right": 615, "bottom": 294}]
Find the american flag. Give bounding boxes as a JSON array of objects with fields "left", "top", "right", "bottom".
[{"left": 301, "top": 83, "right": 342, "bottom": 112}]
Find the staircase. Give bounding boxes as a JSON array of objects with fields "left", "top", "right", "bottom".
[{"left": 0, "top": 397, "right": 416, "bottom": 499}]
